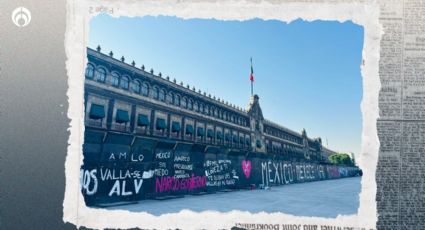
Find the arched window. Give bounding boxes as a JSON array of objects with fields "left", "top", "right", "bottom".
[
  {"left": 159, "top": 89, "right": 166, "bottom": 101},
  {"left": 213, "top": 108, "right": 218, "bottom": 117},
  {"left": 85, "top": 64, "right": 94, "bottom": 79},
  {"left": 132, "top": 80, "right": 141, "bottom": 93},
  {"left": 141, "top": 82, "right": 149, "bottom": 96},
  {"left": 95, "top": 67, "right": 106, "bottom": 82},
  {"left": 153, "top": 86, "right": 159, "bottom": 99},
  {"left": 167, "top": 92, "right": 174, "bottom": 104},
  {"left": 188, "top": 100, "right": 193, "bottom": 110},
  {"left": 200, "top": 104, "right": 204, "bottom": 113},
  {"left": 120, "top": 76, "right": 129, "bottom": 89},
  {"left": 181, "top": 97, "right": 187, "bottom": 108},
  {"left": 111, "top": 72, "right": 119, "bottom": 87},
  {"left": 205, "top": 105, "right": 210, "bottom": 115},
  {"left": 175, "top": 95, "right": 181, "bottom": 106},
  {"left": 194, "top": 102, "right": 199, "bottom": 112}
]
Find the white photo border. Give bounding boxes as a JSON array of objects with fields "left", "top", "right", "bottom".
[{"left": 64, "top": 0, "right": 381, "bottom": 229}]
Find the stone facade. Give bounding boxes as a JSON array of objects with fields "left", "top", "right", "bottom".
[{"left": 84, "top": 47, "right": 337, "bottom": 164}]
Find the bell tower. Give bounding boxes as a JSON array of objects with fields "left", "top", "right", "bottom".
[
  {"left": 247, "top": 94, "right": 265, "bottom": 153},
  {"left": 301, "top": 128, "right": 310, "bottom": 160}
]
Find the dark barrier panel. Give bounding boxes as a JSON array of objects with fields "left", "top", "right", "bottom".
[
  {"left": 189, "top": 144, "right": 208, "bottom": 195},
  {"left": 227, "top": 150, "right": 247, "bottom": 189},
  {"left": 215, "top": 149, "right": 238, "bottom": 190},
  {"left": 101, "top": 132, "right": 133, "bottom": 163},
  {"left": 153, "top": 142, "right": 208, "bottom": 197},
  {"left": 131, "top": 138, "right": 156, "bottom": 199},
  {"left": 81, "top": 131, "right": 362, "bottom": 206},
  {"left": 169, "top": 143, "right": 193, "bottom": 196},
  {"left": 152, "top": 141, "right": 176, "bottom": 198},
  {"left": 203, "top": 146, "right": 221, "bottom": 193},
  {"left": 251, "top": 152, "right": 266, "bottom": 187},
  {"left": 83, "top": 130, "right": 105, "bottom": 164}
]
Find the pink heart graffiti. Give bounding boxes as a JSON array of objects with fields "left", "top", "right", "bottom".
[{"left": 242, "top": 160, "right": 252, "bottom": 178}]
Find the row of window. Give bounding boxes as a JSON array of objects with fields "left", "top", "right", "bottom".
[
  {"left": 265, "top": 140, "right": 321, "bottom": 161},
  {"left": 266, "top": 140, "right": 303, "bottom": 154},
  {"left": 86, "top": 102, "right": 253, "bottom": 149},
  {"left": 85, "top": 63, "right": 249, "bottom": 127},
  {"left": 264, "top": 125, "right": 302, "bottom": 145},
  {"left": 307, "top": 140, "right": 321, "bottom": 151}
]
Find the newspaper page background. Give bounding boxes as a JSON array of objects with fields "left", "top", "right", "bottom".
[
  {"left": 376, "top": 0, "right": 425, "bottom": 229},
  {"left": 61, "top": 0, "right": 424, "bottom": 229}
]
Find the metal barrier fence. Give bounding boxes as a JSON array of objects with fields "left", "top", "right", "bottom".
[{"left": 81, "top": 131, "right": 361, "bottom": 206}]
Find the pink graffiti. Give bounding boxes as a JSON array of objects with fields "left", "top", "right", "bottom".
[
  {"left": 155, "top": 174, "right": 206, "bottom": 193},
  {"left": 327, "top": 166, "right": 340, "bottom": 178},
  {"left": 242, "top": 160, "right": 252, "bottom": 178}
]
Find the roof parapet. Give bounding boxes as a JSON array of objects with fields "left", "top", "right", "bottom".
[{"left": 89, "top": 45, "right": 247, "bottom": 114}]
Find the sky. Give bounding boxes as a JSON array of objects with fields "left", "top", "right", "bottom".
[{"left": 88, "top": 14, "right": 364, "bottom": 155}]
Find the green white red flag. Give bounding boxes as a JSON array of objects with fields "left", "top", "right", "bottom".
[{"left": 250, "top": 58, "right": 254, "bottom": 82}]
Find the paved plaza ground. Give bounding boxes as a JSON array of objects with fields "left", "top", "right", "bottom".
[{"left": 107, "top": 177, "right": 361, "bottom": 218}]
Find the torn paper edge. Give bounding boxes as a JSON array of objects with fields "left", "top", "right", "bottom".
[{"left": 63, "top": 0, "right": 382, "bottom": 229}]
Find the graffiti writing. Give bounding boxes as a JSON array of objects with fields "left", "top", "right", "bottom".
[
  {"left": 81, "top": 169, "right": 98, "bottom": 195},
  {"left": 108, "top": 152, "right": 145, "bottom": 162},
  {"left": 82, "top": 145, "right": 361, "bottom": 206},
  {"left": 261, "top": 161, "right": 304, "bottom": 186},
  {"left": 108, "top": 179, "right": 143, "bottom": 196},
  {"left": 204, "top": 159, "right": 237, "bottom": 187},
  {"left": 82, "top": 167, "right": 154, "bottom": 197},
  {"left": 173, "top": 153, "right": 193, "bottom": 179},
  {"left": 155, "top": 174, "right": 206, "bottom": 193},
  {"left": 156, "top": 151, "right": 171, "bottom": 159}
]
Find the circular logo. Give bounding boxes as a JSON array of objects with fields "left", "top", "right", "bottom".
[{"left": 12, "top": 7, "right": 31, "bottom": 27}]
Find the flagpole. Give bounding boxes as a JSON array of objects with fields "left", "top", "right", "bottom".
[{"left": 250, "top": 57, "right": 253, "bottom": 96}]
